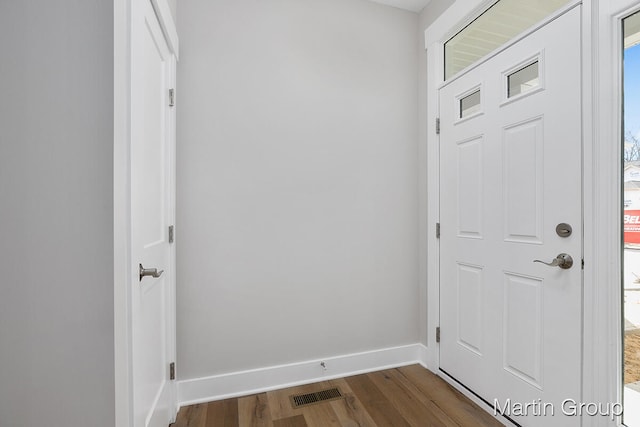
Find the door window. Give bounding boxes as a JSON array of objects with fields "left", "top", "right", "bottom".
[
  {"left": 460, "top": 89, "right": 482, "bottom": 119},
  {"left": 507, "top": 60, "right": 540, "bottom": 98},
  {"left": 622, "top": 9, "right": 640, "bottom": 427}
]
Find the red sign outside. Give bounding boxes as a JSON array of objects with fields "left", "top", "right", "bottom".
[{"left": 624, "top": 210, "right": 640, "bottom": 244}]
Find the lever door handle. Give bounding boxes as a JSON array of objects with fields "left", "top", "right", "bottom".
[
  {"left": 139, "top": 263, "right": 164, "bottom": 281},
  {"left": 533, "top": 253, "right": 573, "bottom": 270}
]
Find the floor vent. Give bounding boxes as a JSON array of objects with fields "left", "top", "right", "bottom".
[{"left": 289, "top": 387, "right": 343, "bottom": 408}]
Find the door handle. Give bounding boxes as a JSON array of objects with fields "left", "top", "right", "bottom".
[
  {"left": 533, "top": 253, "right": 573, "bottom": 270},
  {"left": 139, "top": 263, "right": 164, "bottom": 281}
]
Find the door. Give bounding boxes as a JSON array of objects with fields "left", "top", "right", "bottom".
[
  {"left": 439, "top": 6, "right": 581, "bottom": 427},
  {"left": 131, "top": 0, "right": 176, "bottom": 425}
]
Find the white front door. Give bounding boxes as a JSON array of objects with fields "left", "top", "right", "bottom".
[
  {"left": 131, "top": 0, "right": 176, "bottom": 425},
  {"left": 439, "top": 7, "right": 582, "bottom": 426}
]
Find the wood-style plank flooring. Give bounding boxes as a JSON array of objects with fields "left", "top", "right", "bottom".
[{"left": 171, "top": 364, "right": 503, "bottom": 427}]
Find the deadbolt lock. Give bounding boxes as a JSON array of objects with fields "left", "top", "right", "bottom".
[{"left": 556, "top": 223, "right": 572, "bottom": 238}]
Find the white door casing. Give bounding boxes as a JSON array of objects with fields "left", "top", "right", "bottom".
[
  {"left": 130, "top": 0, "right": 177, "bottom": 425},
  {"left": 439, "top": 7, "right": 582, "bottom": 427}
]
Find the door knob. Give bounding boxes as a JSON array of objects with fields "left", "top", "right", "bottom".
[
  {"left": 139, "top": 263, "right": 164, "bottom": 281},
  {"left": 533, "top": 253, "right": 573, "bottom": 269}
]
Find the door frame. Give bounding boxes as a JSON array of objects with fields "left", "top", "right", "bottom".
[
  {"left": 588, "top": 2, "right": 640, "bottom": 426},
  {"left": 114, "top": 0, "right": 179, "bottom": 425},
  {"left": 423, "top": 1, "right": 629, "bottom": 425}
]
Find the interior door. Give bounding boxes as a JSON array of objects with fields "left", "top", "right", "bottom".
[
  {"left": 131, "top": 0, "right": 176, "bottom": 425},
  {"left": 439, "top": 6, "right": 582, "bottom": 427}
]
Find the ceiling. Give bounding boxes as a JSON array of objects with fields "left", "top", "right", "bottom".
[
  {"left": 625, "top": 10, "right": 640, "bottom": 49},
  {"left": 366, "top": 0, "right": 432, "bottom": 13}
]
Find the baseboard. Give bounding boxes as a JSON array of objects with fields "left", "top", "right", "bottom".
[
  {"left": 417, "top": 342, "right": 429, "bottom": 369},
  {"left": 178, "top": 343, "right": 429, "bottom": 407}
]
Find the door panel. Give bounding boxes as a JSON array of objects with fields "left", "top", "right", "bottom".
[
  {"left": 503, "top": 272, "right": 543, "bottom": 389},
  {"left": 457, "top": 263, "right": 484, "bottom": 355},
  {"left": 457, "top": 137, "right": 484, "bottom": 238},
  {"left": 503, "top": 118, "right": 544, "bottom": 243},
  {"left": 439, "top": 7, "right": 582, "bottom": 426},
  {"left": 131, "top": 0, "right": 176, "bottom": 425}
]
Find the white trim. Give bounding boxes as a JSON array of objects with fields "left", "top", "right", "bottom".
[
  {"left": 418, "top": 342, "right": 429, "bottom": 366},
  {"left": 167, "top": 52, "right": 179, "bottom": 424},
  {"left": 114, "top": 0, "right": 133, "bottom": 425},
  {"left": 165, "top": 53, "right": 178, "bottom": 423},
  {"left": 425, "top": 39, "right": 440, "bottom": 371},
  {"left": 584, "top": 2, "right": 640, "bottom": 426},
  {"left": 146, "top": 380, "right": 173, "bottom": 427},
  {"left": 114, "top": 0, "right": 179, "bottom": 425},
  {"left": 150, "top": 0, "right": 179, "bottom": 60},
  {"left": 177, "top": 344, "right": 428, "bottom": 407}
]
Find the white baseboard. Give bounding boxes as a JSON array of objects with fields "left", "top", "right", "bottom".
[
  {"left": 417, "top": 342, "right": 429, "bottom": 369},
  {"left": 178, "top": 343, "right": 428, "bottom": 407}
]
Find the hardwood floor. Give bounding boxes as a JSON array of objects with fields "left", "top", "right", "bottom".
[{"left": 171, "top": 364, "right": 503, "bottom": 427}]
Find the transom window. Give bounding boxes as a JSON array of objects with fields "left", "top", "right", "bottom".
[{"left": 444, "top": 0, "right": 571, "bottom": 80}]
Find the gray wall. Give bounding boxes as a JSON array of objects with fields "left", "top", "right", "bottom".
[
  {"left": 167, "top": 0, "right": 178, "bottom": 24},
  {"left": 419, "top": 0, "right": 454, "bottom": 30},
  {"left": 177, "top": 0, "right": 419, "bottom": 380},
  {"left": 0, "top": 2, "right": 114, "bottom": 426}
]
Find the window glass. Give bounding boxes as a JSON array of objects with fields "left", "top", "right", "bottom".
[
  {"left": 507, "top": 61, "right": 539, "bottom": 98},
  {"left": 622, "top": 9, "right": 640, "bottom": 427},
  {"left": 460, "top": 90, "right": 481, "bottom": 118},
  {"left": 445, "top": 0, "right": 570, "bottom": 80}
]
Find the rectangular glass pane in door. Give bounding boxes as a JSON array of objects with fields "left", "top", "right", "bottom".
[
  {"left": 460, "top": 90, "right": 481, "bottom": 118},
  {"left": 508, "top": 61, "right": 540, "bottom": 97},
  {"left": 622, "top": 9, "right": 640, "bottom": 427}
]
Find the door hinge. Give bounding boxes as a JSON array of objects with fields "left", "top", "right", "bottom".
[
  {"left": 581, "top": 258, "right": 584, "bottom": 270},
  {"left": 169, "top": 88, "right": 175, "bottom": 107},
  {"left": 170, "top": 362, "right": 176, "bottom": 380},
  {"left": 436, "top": 222, "right": 440, "bottom": 238},
  {"left": 168, "top": 225, "right": 175, "bottom": 244},
  {"left": 435, "top": 117, "right": 440, "bottom": 135},
  {"left": 436, "top": 327, "right": 441, "bottom": 343}
]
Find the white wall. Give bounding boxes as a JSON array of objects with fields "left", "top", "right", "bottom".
[
  {"left": 177, "top": 0, "right": 419, "bottom": 380},
  {"left": 0, "top": 2, "right": 115, "bottom": 426}
]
